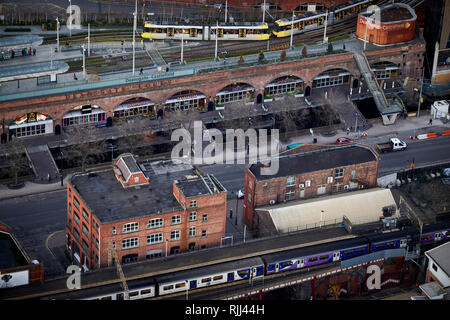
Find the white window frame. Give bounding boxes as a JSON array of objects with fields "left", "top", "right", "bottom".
[
  {"left": 305, "top": 180, "right": 311, "bottom": 187},
  {"left": 147, "top": 233, "right": 163, "bottom": 245},
  {"left": 189, "top": 211, "right": 197, "bottom": 222},
  {"left": 190, "top": 200, "right": 197, "bottom": 208},
  {"left": 122, "top": 237, "right": 138, "bottom": 250},
  {"left": 171, "top": 215, "right": 181, "bottom": 225},
  {"left": 171, "top": 230, "right": 181, "bottom": 241},
  {"left": 335, "top": 168, "right": 344, "bottom": 178},
  {"left": 147, "top": 218, "right": 163, "bottom": 229},
  {"left": 286, "top": 176, "right": 296, "bottom": 187},
  {"left": 202, "top": 214, "right": 208, "bottom": 222},
  {"left": 189, "top": 226, "right": 196, "bottom": 237},
  {"left": 122, "top": 222, "right": 139, "bottom": 234}
]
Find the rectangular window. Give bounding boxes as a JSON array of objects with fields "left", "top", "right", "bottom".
[
  {"left": 327, "top": 177, "right": 333, "bottom": 184},
  {"left": 285, "top": 190, "right": 295, "bottom": 201},
  {"left": 432, "top": 263, "right": 438, "bottom": 272},
  {"left": 202, "top": 230, "right": 207, "bottom": 238},
  {"left": 286, "top": 176, "right": 296, "bottom": 187},
  {"left": 189, "top": 211, "right": 197, "bottom": 221},
  {"left": 190, "top": 200, "right": 197, "bottom": 208},
  {"left": 73, "top": 228, "right": 80, "bottom": 242},
  {"left": 202, "top": 214, "right": 208, "bottom": 222},
  {"left": 147, "top": 218, "right": 163, "bottom": 229},
  {"left": 122, "top": 238, "right": 139, "bottom": 250},
  {"left": 147, "top": 233, "right": 163, "bottom": 245},
  {"left": 73, "top": 197, "right": 80, "bottom": 211},
  {"left": 73, "top": 212, "right": 80, "bottom": 226},
  {"left": 82, "top": 223, "right": 89, "bottom": 239},
  {"left": 175, "top": 282, "right": 186, "bottom": 288},
  {"left": 112, "top": 227, "right": 116, "bottom": 235},
  {"left": 171, "top": 215, "right": 181, "bottom": 225},
  {"left": 122, "top": 222, "right": 139, "bottom": 234},
  {"left": 213, "top": 275, "right": 223, "bottom": 281},
  {"left": 201, "top": 277, "right": 211, "bottom": 283},
  {"left": 171, "top": 230, "right": 180, "bottom": 241},
  {"left": 248, "top": 193, "right": 252, "bottom": 203},
  {"left": 305, "top": 180, "right": 311, "bottom": 187},
  {"left": 248, "top": 180, "right": 253, "bottom": 190},
  {"left": 335, "top": 168, "right": 344, "bottom": 178},
  {"left": 82, "top": 208, "right": 89, "bottom": 222},
  {"left": 189, "top": 226, "right": 196, "bottom": 237},
  {"left": 317, "top": 185, "right": 327, "bottom": 195}
]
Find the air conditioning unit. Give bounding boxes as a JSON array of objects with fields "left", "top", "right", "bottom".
[
  {"left": 269, "top": 200, "right": 276, "bottom": 205},
  {"left": 344, "top": 185, "right": 349, "bottom": 190},
  {"left": 299, "top": 183, "right": 305, "bottom": 188}
]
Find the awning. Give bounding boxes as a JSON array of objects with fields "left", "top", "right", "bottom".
[{"left": 255, "top": 188, "right": 398, "bottom": 233}]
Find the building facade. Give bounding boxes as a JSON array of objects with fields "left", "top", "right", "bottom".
[
  {"left": 243, "top": 144, "right": 379, "bottom": 229},
  {"left": 65, "top": 153, "right": 227, "bottom": 270}
]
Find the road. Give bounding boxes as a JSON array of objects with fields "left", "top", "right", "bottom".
[{"left": 1, "top": 137, "right": 449, "bottom": 279}]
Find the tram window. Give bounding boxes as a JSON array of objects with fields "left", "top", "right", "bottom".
[
  {"left": 201, "top": 277, "right": 211, "bottom": 283},
  {"left": 319, "top": 255, "right": 329, "bottom": 260},
  {"left": 129, "top": 291, "right": 139, "bottom": 297},
  {"left": 140, "top": 289, "right": 152, "bottom": 295},
  {"left": 308, "top": 257, "right": 318, "bottom": 262},
  {"left": 163, "top": 285, "right": 174, "bottom": 291},
  {"left": 175, "top": 282, "right": 186, "bottom": 288},
  {"left": 213, "top": 275, "right": 223, "bottom": 281}
]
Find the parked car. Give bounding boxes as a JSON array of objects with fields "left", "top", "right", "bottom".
[{"left": 336, "top": 137, "right": 354, "bottom": 145}]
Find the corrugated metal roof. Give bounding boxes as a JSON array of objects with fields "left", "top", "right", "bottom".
[{"left": 258, "top": 188, "right": 397, "bottom": 233}]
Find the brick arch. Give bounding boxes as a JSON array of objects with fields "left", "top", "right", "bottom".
[
  {"left": 160, "top": 89, "right": 208, "bottom": 104},
  {"left": 263, "top": 74, "right": 306, "bottom": 88},
  {"left": 214, "top": 81, "right": 257, "bottom": 96},
  {"left": 309, "top": 67, "right": 357, "bottom": 83}
]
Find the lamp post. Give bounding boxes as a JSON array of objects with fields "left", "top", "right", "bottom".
[
  {"left": 320, "top": 210, "right": 324, "bottom": 230},
  {"left": 417, "top": 65, "right": 425, "bottom": 117},
  {"left": 68, "top": 0, "right": 72, "bottom": 38},
  {"left": 81, "top": 44, "right": 86, "bottom": 77},
  {"left": 214, "top": 21, "right": 219, "bottom": 61},
  {"left": 132, "top": 0, "right": 137, "bottom": 75},
  {"left": 290, "top": 11, "right": 294, "bottom": 50},
  {"left": 180, "top": 34, "right": 184, "bottom": 65},
  {"left": 323, "top": 10, "right": 328, "bottom": 44},
  {"left": 262, "top": 0, "right": 266, "bottom": 23},
  {"left": 56, "top": 17, "right": 60, "bottom": 52}
]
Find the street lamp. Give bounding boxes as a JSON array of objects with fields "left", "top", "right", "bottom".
[
  {"left": 132, "top": 0, "right": 137, "bottom": 75},
  {"left": 68, "top": 0, "right": 72, "bottom": 38},
  {"left": 320, "top": 210, "right": 324, "bottom": 230},
  {"left": 56, "top": 17, "right": 60, "bottom": 52},
  {"left": 290, "top": 11, "right": 295, "bottom": 50},
  {"left": 81, "top": 44, "right": 86, "bottom": 77}
]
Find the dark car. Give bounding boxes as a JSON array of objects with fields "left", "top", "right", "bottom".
[{"left": 336, "top": 137, "right": 353, "bottom": 145}]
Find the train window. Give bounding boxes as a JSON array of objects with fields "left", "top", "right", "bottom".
[
  {"left": 238, "top": 270, "right": 250, "bottom": 278},
  {"left": 344, "top": 250, "right": 353, "bottom": 256},
  {"left": 308, "top": 257, "right": 318, "bottom": 262},
  {"left": 319, "top": 255, "right": 329, "bottom": 260},
  {"left": 100, "top": 296, "right": 112, "bottom": 300},
  {"left": 140, "top": 289, "right": 152, "bottom": 295},
  {"left": 175, "top": 282, "right": 186, "bottom": 288},
  {"left": 283, "top": 261, "right": 293, "bottom": 267},
  {"left": 421, "top": 235, "right": 431, "bottom": 241},
  {"left": 163, "top": 285, "right": 174, "bottom": 291},
  {"left": 355, "top": 248, "right": 365, "bottom": 253},
  {"left": 213, "top": 275, "right": 224, "bottom": 281},
  {"left": 387, "top": 242, "right": 396, "bottom": 247},
  {"left": 201, "top": 277, "right": 212, "bottom": 283},
  {"left": 129, "top": 291, "right": 139, "bottom": 297},
  {"left": 375, "top": 244, "right": 385, "bottom": 250}
]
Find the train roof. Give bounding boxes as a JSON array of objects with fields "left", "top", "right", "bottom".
[
  {"left": 43, "top": 276, "right": 156, "bottom": 300},
  {"left": 422, "top": 221, "right": 450, "bottom": 233},
  {"left": 144, "top": 21, "right": 268, "bottom": 28},
  {"left": 275, "top": 12, "right": 327, "bottom": 26},
  {"left": 154, "top": 257, "right": 264, "bottom": 284},
  {"left": 262, "top": 237, "right": 368, "bottom": 264},
  {"left": 366, "top": 227, "right": 418, "bottom": 243},
  {"left": 333, "top": 0, "right": 369, "bottom": 12}
]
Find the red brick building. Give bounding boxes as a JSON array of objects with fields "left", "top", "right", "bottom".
[
  {"left": 243, "top": 143, "right": 380, "bottom": 229},
  {"left": 0, "top": 222, "right": 44, "bottom": 288},
  {"left": 356, "top": 3, "right": 417, "bottom": 46},
  {"left": 65, "top": 153, "right": 227, "bottom": 270}
]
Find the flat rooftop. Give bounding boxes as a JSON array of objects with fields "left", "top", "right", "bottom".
[
  {"left": 0, "top": 231, "right": 28, "bottom": 269},
  {"left": 426, "top": 242, "right": 450, "bottom": 277},
  {"left": 71, "top": 169, "right": 187, "bottom": 224},
  {"left": 249, "top": 145, "right": 377, "bottom": 180},
  {"left": 176, "top": 174, "right": 226, "bottom": 198}
]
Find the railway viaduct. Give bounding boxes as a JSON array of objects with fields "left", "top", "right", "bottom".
[{"left": 0, "top": 41, "right": 424, "bottom": 138}]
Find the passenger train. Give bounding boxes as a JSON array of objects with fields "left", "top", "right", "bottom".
[
  {"left": 44, "top": 220, "right": 450, "bottom": 300},
  {"left": 141, "top": 0, "right": 370, "bottom": 41}
]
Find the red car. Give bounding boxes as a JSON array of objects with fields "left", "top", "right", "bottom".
[{"left": 336, "top": 137, "right": 354, "bottom": 145}]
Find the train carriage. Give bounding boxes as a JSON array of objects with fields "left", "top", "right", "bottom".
[
  {"left": 142, "top": 22, "right": 270, "bottom": 41},
  {"left": 154, "top": 257, "right": 264, "bottom": 296},
  {"left": 366, "top": 228, "right": 413, "bottom": 253},
  {"left": 273, "top": 12, "right": 327, "bottom": 38},
  {"left": 262, "top": 237, "right": 369, "bottom": 275},
  {"left": 332, "top": 0, "right": 370, "bottom": 21},
  {"left": 420, "top": 221, "right": 450, "bottom": 243}
]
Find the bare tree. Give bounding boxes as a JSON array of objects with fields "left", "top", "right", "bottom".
[
  {"left": 63, "top": 125, "right": 106, "bottom": 172},
  {"left": 302, "top": 46, "right": 307, "bottom": 58},
  {"left": 280, "top": 50, "right": 286, "bottom": 61},
  {"left": 117, "top": 119, "right": 144, "bottom": 157},
  {"left": 0, "top": 138, "right": 30, "bottom": 185}
]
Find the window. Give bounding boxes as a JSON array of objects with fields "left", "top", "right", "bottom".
[
  {"left": 175, "top": 282, "right": 186, "bottom": 289},
  {"left": 202, "top": 214, "right": 208, "bottom": 222},
  {"left": 73, "top": 228, "right": 80, "bottom": 242},
  {"left": 202, "top": 230, "right": 207, "bottom": 238},
  {"left": 147, "top": 218, "right": 163, "bottom": 229},
  {"left": 73, "top": 212, "right": 80, "bottom": 226},
  {"left": 248, "top": 180, "right": 253, "bottom": 190},
  {"left": 122, "top": 222, "right": 139, "bottom": 234},
  {"left": 317, "top": 185, "right": 326, "bottom": 195},
  {"left": 189, "top": 212, "right": 197, "bottom": 222},
  {"left": 327, "top": 177, "right": 333, "bottom": 184},
  {"left": 122, "top": 238, "right": 139, "bottom": 250},
  {"left": 305, "top": 180, "right": 311, "bottom": 187},
  {"left": 335, "top": 168, "right": 344, "bottom": 178},
  {"left": 285, "top": 190, "right": 295, "bottom": 201},
  {"left": 213, "top": 275, "right": 223, "bottom": 281},
  {"left": 190, "top": 200, "right": 197, "bottom": 208},
  {"left": 432, "top": 263, "right": 438, "bottom": 272},
  {"left": 112, "top": 227, "right": 116, "bottom": 235},
  {"left": 112, "top": 241, "right": 116, "bottom": 249},
  {"left": 319, "top": 255, "right": 329, "bottom": 260},
  {"left": 171, "top": 230, "right": 180, "bottom": 241},
  {"left": 189, "top": 226, "right": 196, "bottom": 237},
  {"left": 82, "top": 223, "right": 89, "bottom": 238},
  {"left": 201, "top": 277, "right": 212, "bottom": 283},
  {"left": 147, "top": 233, "right": 163, "bottom": 245},
  {"left": 82, "top": 208, "right": 89, "bottom": 221},
  {"left": 286, "top": 176, "right": 296, "bottom": 187},
  {"left": 171, "top": 215, "right": 181, "bottom": 225},
  {"left": 134, "top": 177, "right": 139, "bottom": 184},
  {"left": 73, "top": 197, "right": 80, "bottom": 211},
  {"left": 248, "top": 193, "right": 252, "bottom": 203}
]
